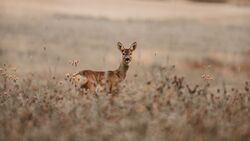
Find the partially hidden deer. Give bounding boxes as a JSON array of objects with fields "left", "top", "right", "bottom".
[{"left": 72, "top": 42, "right": 137, "bottom": 94}]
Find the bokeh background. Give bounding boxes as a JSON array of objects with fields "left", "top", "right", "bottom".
[
  {"left": 1, "top": 0, "right": 250, "bottom": 85},
  {"left": 1, "top": 1, "right": 250, "bottom": 141}
]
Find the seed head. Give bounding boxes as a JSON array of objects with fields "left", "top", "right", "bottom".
[{"left": 65, "top": 73, "right": 70, "bottom": 78}]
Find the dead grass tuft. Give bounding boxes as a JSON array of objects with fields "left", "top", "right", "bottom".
[{"left": 1, "top": 64, "right": 250, "bottom": 141}]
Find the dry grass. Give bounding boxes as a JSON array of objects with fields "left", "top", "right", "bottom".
[
  {"left": 1, "top": 63, "right": 250, "bottom": 141},
  {"left": 189, "top": 0, "right": 227, "bottom": 3},
  {"left": 188, "top": 0, "right": 250, "bottom": 4},
  {"left": 1, "top": 1, "right": 250, "bottom": 140},
  {"left": 185, "top": 49, "right": 250, "bottom": 75}
]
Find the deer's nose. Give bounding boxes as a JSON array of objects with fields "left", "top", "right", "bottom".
[{"left": 125, "top": 58, "right": 130, "bottom": 61}]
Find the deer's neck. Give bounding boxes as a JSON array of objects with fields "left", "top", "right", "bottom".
[{"left": 116, "top": 62, "right": 129, "bottom": 80}]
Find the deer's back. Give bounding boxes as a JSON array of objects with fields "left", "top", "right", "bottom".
[{"left": 78, "top": 70, "right": 118, "bottom": 84}]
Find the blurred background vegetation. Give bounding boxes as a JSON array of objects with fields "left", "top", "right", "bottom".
[{"left": 1, "top": 0, "right": 250, "bottom": 141}]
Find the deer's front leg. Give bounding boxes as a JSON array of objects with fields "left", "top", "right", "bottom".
[
  {"left": 108, "top": 80, "right": 120, "bottom": 95},
  {"left": 108, "top": 82, "right": 113, "bottom": 93},
  {"left": 103, "top": 81, "right": 112, "bottom": 94}
]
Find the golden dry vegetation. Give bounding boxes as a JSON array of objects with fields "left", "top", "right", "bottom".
[{"left": 1, "top": 0, "right": 250, "bottom": 141}]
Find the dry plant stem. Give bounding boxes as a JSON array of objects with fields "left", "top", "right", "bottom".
[
  {"left": 1, "top": 64, "right": 250, "bottom": 141},
  {"left": 3, "top": 77, "right": 7, "bottom": 90}
]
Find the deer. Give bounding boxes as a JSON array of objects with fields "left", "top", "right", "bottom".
[{"left": 72, "top": 42, "right": 137, "bottom": 94}]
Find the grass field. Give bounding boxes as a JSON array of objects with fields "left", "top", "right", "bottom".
[{"left": 1, "top": 0, "right": 250, "bottom": 141}]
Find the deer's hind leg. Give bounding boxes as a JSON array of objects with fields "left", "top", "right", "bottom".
[{"left": 81, "top": 81, "right": 97, "bottom": 95}]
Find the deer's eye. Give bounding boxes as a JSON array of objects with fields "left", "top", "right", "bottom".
[{"left": 123, "top": 53, "right": 125, "bottom": 55}]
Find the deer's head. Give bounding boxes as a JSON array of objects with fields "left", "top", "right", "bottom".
[{"left": 117, "top": 42, "right": 137, "bottom": 65}]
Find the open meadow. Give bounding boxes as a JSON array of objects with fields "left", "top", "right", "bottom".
[{"left": 1, "top": 0, "right": 250, "bottom": 140}]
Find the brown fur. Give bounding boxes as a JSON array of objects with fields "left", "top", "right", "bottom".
[{"left": 73, "top": 42, "right": 137, "bottom": 94}]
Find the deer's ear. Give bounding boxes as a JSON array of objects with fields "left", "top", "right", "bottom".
[
  {"left": 130, "top": 42, "right": 137, "bottom": 51},
  {"left": 117, "top": 42, "right": 124, "bottom": 51}
]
